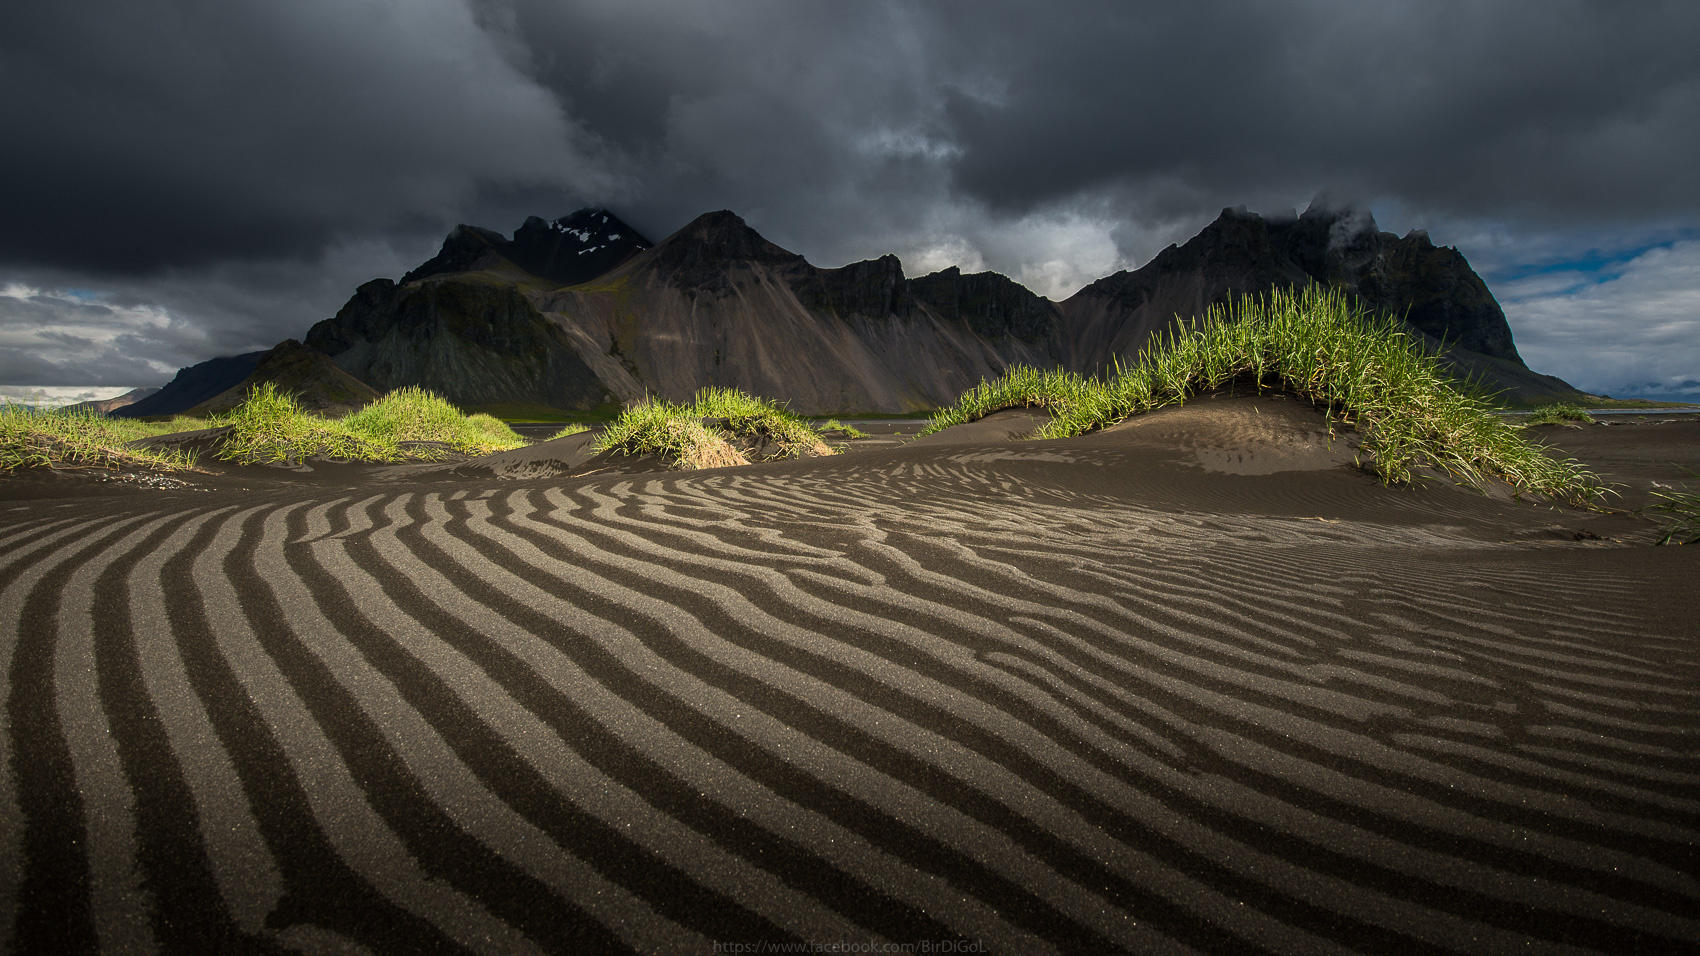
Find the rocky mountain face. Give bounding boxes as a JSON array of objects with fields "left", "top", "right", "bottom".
[
  {"left": 521, "top": 211, "right": 1057, "bottom": 412},
  {"left": 304, "top": 275, "right": 614, "bottom": 410},
  {"left": 910, "top": 267, "right": 1058, "bottom": 342},
  {"left": 134, "top": 201, "right": 1577, "bottom": 418}
]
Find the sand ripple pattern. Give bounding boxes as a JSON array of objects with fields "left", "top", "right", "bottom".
[{"left": 2, "top": 463, "right": 1697, "bottom": 953}]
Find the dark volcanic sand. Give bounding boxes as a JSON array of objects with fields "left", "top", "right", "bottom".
[{"left": 2, "top": 396, "right": 1697, "bottom": 953}]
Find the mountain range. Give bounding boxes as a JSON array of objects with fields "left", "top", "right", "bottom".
[
  {"left": 117, "top": 200, "right": 1579, "bottom": 419},
  {"left": 53, "top": 387, "right": 159, "bottom": 415}
]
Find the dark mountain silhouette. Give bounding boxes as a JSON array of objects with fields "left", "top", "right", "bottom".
[
  {"left": 518, "top": 211, "right": 1060, "bottom": 411},
  {"left": 185, "top": 339, "right": 379, "bottom": 416},
  {"left": 402, "top": 208, "right": 651, "bottom": 287},
  {"left": 303, "top": 274, "right": 614, "bottom": 410},
  {"left": 1054, "top": 201, "right": 1572, "bottom": 398},
  {"left": 114, "top": 350, "right": 267, "bottom": 418},
  {"left": 136, "top": 201, "right": 1581, "bottom": 418},
  {"left": 910, "top": 266, "right": 1058, "bottom": 341}
]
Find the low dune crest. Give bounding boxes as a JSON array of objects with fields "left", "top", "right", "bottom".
[{"left": 923, "top": 287, "right": 1602, "bottom": 503}]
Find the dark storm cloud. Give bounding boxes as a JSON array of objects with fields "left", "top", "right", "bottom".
[
  {"left": 9, "top": 0, "right": 1700, "bottom": 273},
  {"left": 481, "top": 1, "right": 964, "bottom": 254},
  {"left": 2, "top": 0, "right": 1697, "bottom": 391},
  {"left": 0, "top": 0, "right": 617, "bottom": 274},
  {"left": 931, "top": 1, "right": 1700, "bottom": 226}
]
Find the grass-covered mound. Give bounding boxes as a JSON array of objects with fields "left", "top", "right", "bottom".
[
  {"left": 1, "top": 404, "right": 202, "bottom": 472},
  {"left": 593, "top": 387, "right": 836, "bottom": 470},
  {"left": 922, "top": 286, "right": 1602, "bottom": 504},
  {"left": 341, "top": 386, "right": 523, "bottom": 454},
  {"left": 212, "top": 383, "right": 524, "bottom": 464}
]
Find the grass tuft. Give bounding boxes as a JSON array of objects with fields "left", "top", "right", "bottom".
[
  {"left": 213, "top": 383, "right": 382, "bottom": 464},
  {"left": 340, "top": 386, "right": 524, "bottom": 455},
  {"left": 548, "top": 423, "right": 591, "bottom": 440},
  {"left": 1522, "top": 403, "right": 1596, "bottom": 427},
  {"left": 922, "top": 286, "right": 1603, "bottom": 504},
  {"left": 815, "top": 419, "right": 871, "bottom": 440},
  {"left": 1, "top": 404, "right": 201, "bottom": 472},
  {"left": 1650, "top": 469, "right": 1700, "bottom": 545},
  {"left": 213, "top": 383, "right": 524, "bottom": 464},
  {"left": 593, "top": 388, "right": 836, "bottom": 470}
]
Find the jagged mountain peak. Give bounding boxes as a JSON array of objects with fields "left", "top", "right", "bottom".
[
  {"left": 910, "top": 265, "right": 1059, "bottom": 340},
  {"left": 662, "top": 210, "right": 794, "bottom": 253},
  {"left": 403, "top": 208, "right": 652, "bottom": 288},
  {"left": 831, "top": 253, "right": 905, "bottom": 277},
  {"left": 516, "top": 208, "right": 649, "bottom": 250},
  {"left": 683, "top": 209, "right": 752, "bottom": 233},
  {"left": 645, "top": 211, "right": 806, "bottom": 288},
  {"left": 918, "top": 263, "right": 1052, "bottom": 297}
]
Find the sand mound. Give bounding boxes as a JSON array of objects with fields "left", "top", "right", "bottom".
[
  {"left": 124, "top": 426, "right": 234, "bottom": 459},
  {"left": 916, "top": 396, "right": 1355, "bottom": 474},
  {"left": 122, "top": 423, "right": 236, "bottom": 462},
  {"left": 910, "top": 407, "right": 1051, "bottom": 444},
  {"left": 1098, "top": 393, "right": 1358, "bottom": 474},
  {"left": 437, "top": 430, "right": 604, "bottom": 479}
]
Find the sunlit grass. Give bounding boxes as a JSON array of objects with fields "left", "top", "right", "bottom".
[
  {"left": 341, "top": 386, "right": 524, "bottom": 454},
  {"left": 0, "top": 404, "right": 200, "bottom": 472},
  {"left": 922, "top": 286, "right": 1603, "bottom": 504},
  {"left": 212, "top": 383, "right": 524, "bottom": 464},
  {"left": 593, "top": 387, "right": 835, "bottom": 470},
  {"left": 548, "top": 423, "right": 591, "bottom": 440},
  {"left": 815, "top": 419, "right": 871, "bottom": 440}
]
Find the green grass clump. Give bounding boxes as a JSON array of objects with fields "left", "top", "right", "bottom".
[
  {"left": 339, "top": 386, "right": 524, "bottom": 454},
  {"left": 593, "top": 387, "right": 835, "bottom": 470},
  {"left": 919, "top": 366, "right": 1099, "bottom": 435},
  {"left": 548, "top": 423, "right": 591, "bottom": 440},
  {"left": 1522, "top": 403, "right": 1596, "bottom": 427},
  {"left": 0, "top": 404, "right": 199, "bottom": 472},
  {"left": 212, "top": 383, "right": 524, "bottom": 464},
  {"left": 814, "top": 419, "right": 870, "bottom": 440},
  {"left": 212, "top": 384, "right": 382, "bottom": 464},
  {"left": 922, "top": 285, "right": 1602, "bottom": 504}
]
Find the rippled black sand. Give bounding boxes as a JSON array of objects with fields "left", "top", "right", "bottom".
[{"left": 3, "top": 399, "right": 1697, "bottom": 952}]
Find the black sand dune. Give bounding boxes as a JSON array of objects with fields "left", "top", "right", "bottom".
[
  {"left": 436, "top": 430, "right": 604, "bottom": 481},
  {"left": 908, "top": 408, "right": 1051, "bottom": 445},
  {"left": 2, "top": 404, "right": 1698, "bottom": 953}
]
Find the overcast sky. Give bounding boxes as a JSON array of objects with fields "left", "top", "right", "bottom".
[{"left": 3, "top": 0, "right": 1697, "bottom": 398}]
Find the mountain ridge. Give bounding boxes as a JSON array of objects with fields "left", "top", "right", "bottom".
[
  {"left": 402, "top": 208, "right": 652, "bottom": 288},
  {"left": 128, "top": 202, "right": 1583, "bottom": 418},
  {"left": 59, "top": 386, "right": 159, "bottom": 415}
]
